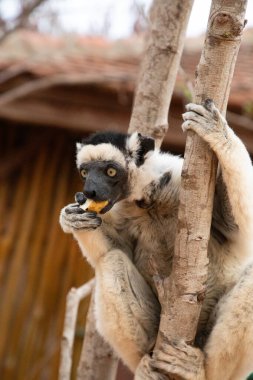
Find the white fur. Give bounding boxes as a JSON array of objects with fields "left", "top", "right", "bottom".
[
  {"left": 73, "top": 229, "right": 109, "bottom": 267},
  {"left": 126, "top": 132, "right": 140, "bottom": 162},
  {"left": 128, "top": 150, "right": 183, "bottom": 201},
  {"left": 76, "top": 143, "right": 126, "bottom": 168}
]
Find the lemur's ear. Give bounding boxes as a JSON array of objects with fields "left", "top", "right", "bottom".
[
  {"left": 127, "top": 132, "right": 155, "bottom": 166},
  {"left": 136, "top": 133, "right": 155, "bottom": 166},
  {"left": 76, "top": 142, "right": 83, "bottom": 153}
]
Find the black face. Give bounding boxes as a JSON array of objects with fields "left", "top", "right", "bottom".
[{"left": 78, "top": 160, "right": 129, "bottom": 213}]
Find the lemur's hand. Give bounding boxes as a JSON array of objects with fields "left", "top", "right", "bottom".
[
  {"left": 151, "top": 340, "right": 205, "bottom": 380},
  {"left": 182, "top": 99, "right": 232, "bottom": 151},
  {"left": 59, "top": 203, "right": 102, "bottom": 233}
]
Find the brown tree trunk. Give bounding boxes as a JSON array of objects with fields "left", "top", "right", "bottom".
[
  {"left": 136, "top": 0, "right": 248, "bottom": 378},
  {"left": 159, "top": 0, "right": 248, "bottom": 346},
  {"left": 129, "top": 0, "right": 194, "bottom": 147}
]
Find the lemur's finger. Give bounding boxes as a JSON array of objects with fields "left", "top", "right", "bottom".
[
  {"left": 181, "top": 120, "right": 193, "bottom": 133},
  {"left": 203, "top": 99, "right": 222, "bottom": 122},
  {"left": 185, "top": 103, "right": 211, "bottom": 117},
  {"left": 64, "top": 211, "right": 99, "bottom": 222},
  {"left": 182, "top": 111, "right": 204, "bottom": 123},
  {"left": 65, "top": 204, "right": 84, "bottom": 214},
  {"left": 62, "top": 220, "right": 100, "bottom": 231}
]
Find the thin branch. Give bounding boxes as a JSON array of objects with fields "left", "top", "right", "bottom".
[
  {"left": 59, "top": 278, "right": 95, "bottom": 380},
  {"left": 18, "top": 0, "right": 47, "bottom": 22},
  {"left": 0, "top": 0, "right": 48, "bottom": 43}
]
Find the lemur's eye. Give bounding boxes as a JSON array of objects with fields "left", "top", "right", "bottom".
[
  {"left": 80, "top": 168, "right": 87, "bottom": 178},
  {"left": 107, "top": 167, "right": 117, "bottom": 177}
]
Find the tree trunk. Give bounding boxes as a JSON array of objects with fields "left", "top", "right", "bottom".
[
  {"left": 136, "top": 0, "right": 248, "bottom": 378},
  {"left": 129, "top": 0, "right": 194, "bottom": 147},
  {"left": 160, "top": 0, "right": 248, "bottom": 345}
]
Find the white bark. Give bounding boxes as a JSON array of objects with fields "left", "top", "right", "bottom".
[{"left": 59, "top": 278, "right": 95, "bottom": 380}]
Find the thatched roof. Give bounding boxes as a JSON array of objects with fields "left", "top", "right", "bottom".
[{"left": 0, "top": 29, "right": 252, "bottom": 152}]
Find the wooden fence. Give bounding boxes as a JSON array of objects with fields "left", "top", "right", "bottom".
[{"left": 0, "top": 124, "right": 93, "bottom": 380}]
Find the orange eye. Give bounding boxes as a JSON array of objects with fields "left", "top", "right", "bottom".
[
  {"left": 80, "top": 169, "right": 87, "bottom": 178},
  {"left": 107, "top": 167, "right": 117, "bottom": 177}
]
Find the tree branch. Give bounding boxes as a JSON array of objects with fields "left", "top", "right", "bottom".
[
  {"left": 129, "top": 0, "right": 194, "bottom": 146},
  {"left": 59, "top": 278, "right": 95, "bottom": 380},
  {"left": 135, "top": 1, "right": 248, "bottom": 379},
  {"left": 0, "top": 0, "right": 48, "bottom": 43},
  {"left": 138, "top": 1, "right": 247, "bottom": 379}
]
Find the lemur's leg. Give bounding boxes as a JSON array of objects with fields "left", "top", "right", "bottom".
[
  {"left": 182, "top": 100, "right": 253, "bottom": 240},
  {"left": 96, "top": 249, "right": 160, "bottom": 372},
  {"left": 60, "top": 204, "right": 160, "bottom": 372},
  {"left": 203, "top": 262, "right": 253, "bottom": 380}
]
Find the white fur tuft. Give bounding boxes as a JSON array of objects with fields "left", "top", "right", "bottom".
[
  {"left": 76, "top": 143, "right": 126, "bottom": 168},
  {"left": 126, "top": 132, "right": 140, "bottom": 162}
]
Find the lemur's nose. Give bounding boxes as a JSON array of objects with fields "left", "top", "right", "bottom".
[{"left": 84, "top": 190, "right": 96, "bottom": 199}]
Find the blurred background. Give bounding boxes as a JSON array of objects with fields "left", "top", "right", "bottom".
[{"left": 0, "top": 1, "right": 252, "bottom": 379}]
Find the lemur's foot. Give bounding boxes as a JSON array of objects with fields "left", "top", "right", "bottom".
[
  {"left": 59, "top": 203, "right": 101, "bottom": 233},
  {"left": 135, "top": 354, "right": 167, "bottom": 380},
  {"left": 182, "top": 99, "right": 232, "bottom": 151},
  {"left": 151, "top": 340, "right": 205, "bottom": 380}
]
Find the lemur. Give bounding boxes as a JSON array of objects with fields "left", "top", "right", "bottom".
[{"left": 60, "top": 100, "right": 253, "bottom": 380}]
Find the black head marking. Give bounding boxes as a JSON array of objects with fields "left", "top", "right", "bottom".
[
  {"left": 159, "top": 172, "right": 172, "bottom": 188},
  {"left": 136, "top": 133, "right": 155, "bottom": 166},
  {"left": 82, "top": 131, "right": 129, "bottom": 153}
]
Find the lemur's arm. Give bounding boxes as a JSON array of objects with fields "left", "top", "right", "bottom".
[
  {"left": 182, "top": 101, "right": 253, "bottom": 241},
  {"left": 59, "top": 203, "right": 160, "bottom": 371},
  {"left": 59, "top": 203, "right": 111, "bottom": 267},
  {"left": 211, "top": 170, "right": 238, "bottom": 243}
]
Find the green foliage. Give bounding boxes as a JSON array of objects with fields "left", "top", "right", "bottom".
[
  {"left": 247, "top": 373, "right": 253, "bottom": 380},
  {"left": 243, "top": 101, "right": 253, "bottom": 118}
]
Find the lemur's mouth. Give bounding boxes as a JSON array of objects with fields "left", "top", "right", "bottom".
[
  {"left": 99, "top": 200, "right": 114, "bottom": 214},
  {"left": 99, "top": 193, "right": 124, "bottom": 214},
  {"left": 75, "top": 192, "right": 121, "bottom": 215}
]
